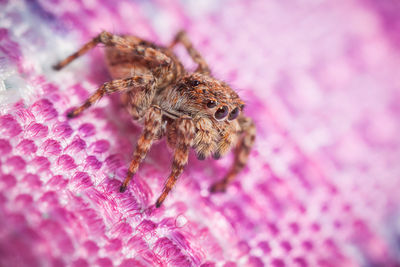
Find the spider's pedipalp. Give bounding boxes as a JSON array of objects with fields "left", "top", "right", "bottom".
[
  {"left": 213, "top": 119, "right": 240, "bottom": 159},
  {"left": 156, "top": 117, "right": 195, "bottom": 208},
  {"left": 193, "top": 117, "right": 218, "bottom": 159},
  {"left": 120, "top": 105, "right": 163, "bottom": 192},
  {"left": 210, "top": 115, "right": 255, "bottom": 193}
]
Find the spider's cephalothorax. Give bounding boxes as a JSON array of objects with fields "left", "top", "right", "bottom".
[{"left": 54, "top": 31, "right": 255, "bottom": 207}]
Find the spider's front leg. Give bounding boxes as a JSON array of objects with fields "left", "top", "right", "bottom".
[
  {"left": 155, "top": 117, "right": 195, "bottom": 208},
  {"left": 120, "top": 105, "right": 162, "bottom": 193},
  {"left": 210, "top": 116, "right": 256, "bottom": 193}
]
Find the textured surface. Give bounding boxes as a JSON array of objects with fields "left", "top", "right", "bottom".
[{"left": 1, "top": 0, "right": 400, "bottom": 266}]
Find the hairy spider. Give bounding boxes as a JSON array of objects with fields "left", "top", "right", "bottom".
[{"left": 53, "top": 31, "right": 256, "bottom": 207}]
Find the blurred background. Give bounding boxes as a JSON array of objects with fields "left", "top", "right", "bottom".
[{"left": 1, "top": 0, "right": 400, "bottom": 266}]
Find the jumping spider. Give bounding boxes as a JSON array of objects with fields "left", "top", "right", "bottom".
[{"left": 54, "top": 31, "right": 256, "bottom": 207}]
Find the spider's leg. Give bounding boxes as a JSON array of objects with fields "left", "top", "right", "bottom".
[
  {"left": 67, "top": 75, "right": 154, "bottom": 118},
  {"left": 155, "top": 117, "right": 195, "bottom": 208},
  {"left": 53, "top": 31, "right": 116, "bottom": 70},
  {"left": 120, "top": 105, "right": 162, "bottom": 193},
  {"left": 210, "top": 116, "right": 256, "bottom": 193},
  {"left": 169, "top": 30, "right": 210, "bottom": 74},
  {"left": 54, "top": 31, "right": 170, "bottom": 70}
]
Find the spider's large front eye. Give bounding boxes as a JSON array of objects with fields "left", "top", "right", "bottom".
[
  {"left": 214, "top": 106, "right": 229, "bottom": 120},
  {"left": 207, "top": 100, "right": 217, "bottom": 108},
  {"left": 228, "top": 107, "right": 240, "bottom": 120}
]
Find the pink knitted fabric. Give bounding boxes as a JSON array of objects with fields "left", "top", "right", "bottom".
[{"left": 1, "top": 0, "right": 400, "bottom": 266}]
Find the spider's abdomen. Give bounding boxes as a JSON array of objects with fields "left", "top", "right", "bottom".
[{"left": 105, "top": 35, "right": 185, "bottom": 87}]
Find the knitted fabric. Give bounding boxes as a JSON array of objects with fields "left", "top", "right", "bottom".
[{"left": 1, "top": 0, "right": 400, "bottom": 266}]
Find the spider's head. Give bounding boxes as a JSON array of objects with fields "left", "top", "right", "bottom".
[{"left": 176, "top": 73, "right": 244, "bottom": 122}]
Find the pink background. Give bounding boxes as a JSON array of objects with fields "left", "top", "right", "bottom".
[{"left": 1, "top": 0, "right": 400, "bottom": 266}]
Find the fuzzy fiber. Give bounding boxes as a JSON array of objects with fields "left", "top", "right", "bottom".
[{"left": 1, "top": 0, "right": 400, "bottom": 266}]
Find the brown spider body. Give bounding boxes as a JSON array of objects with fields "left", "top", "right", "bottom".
[{"left": 54, "top": 31, "right": 255, "bottom": 207}]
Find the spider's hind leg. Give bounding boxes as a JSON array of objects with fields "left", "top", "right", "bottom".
[
  {"left": 169, "top": 30, "right": 210, "bottom": 74},
  {"left": 53, "top": 31, "right": 116, "bottom": 70},
  {"left": 53, "top": 31, "right": 163, "bottom": 70}
]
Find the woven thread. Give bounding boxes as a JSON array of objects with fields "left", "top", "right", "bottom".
[{"left": 1, "top": 0, "right": 400, "bottom": 266}]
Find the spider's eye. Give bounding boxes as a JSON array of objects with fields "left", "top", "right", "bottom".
[
  {"left": 214, "top": 106, "right": 229, "bottom": 120},
  {"left": 207, "top": 100, "right": 217, "bottom": 108},
  {"left": 228, "top": 107, "right": 240, "bottom": 120},
  {"left": 190, "top": 80, "right": 201, "bottom": 87}
]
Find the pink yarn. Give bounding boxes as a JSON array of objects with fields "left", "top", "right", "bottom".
[{"left": 1, "top": 0, "right": 400, "bottom": 266}]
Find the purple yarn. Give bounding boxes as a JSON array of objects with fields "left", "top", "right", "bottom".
[{"left": 1, "top": 0, "right": 400, "bottom": 266}]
